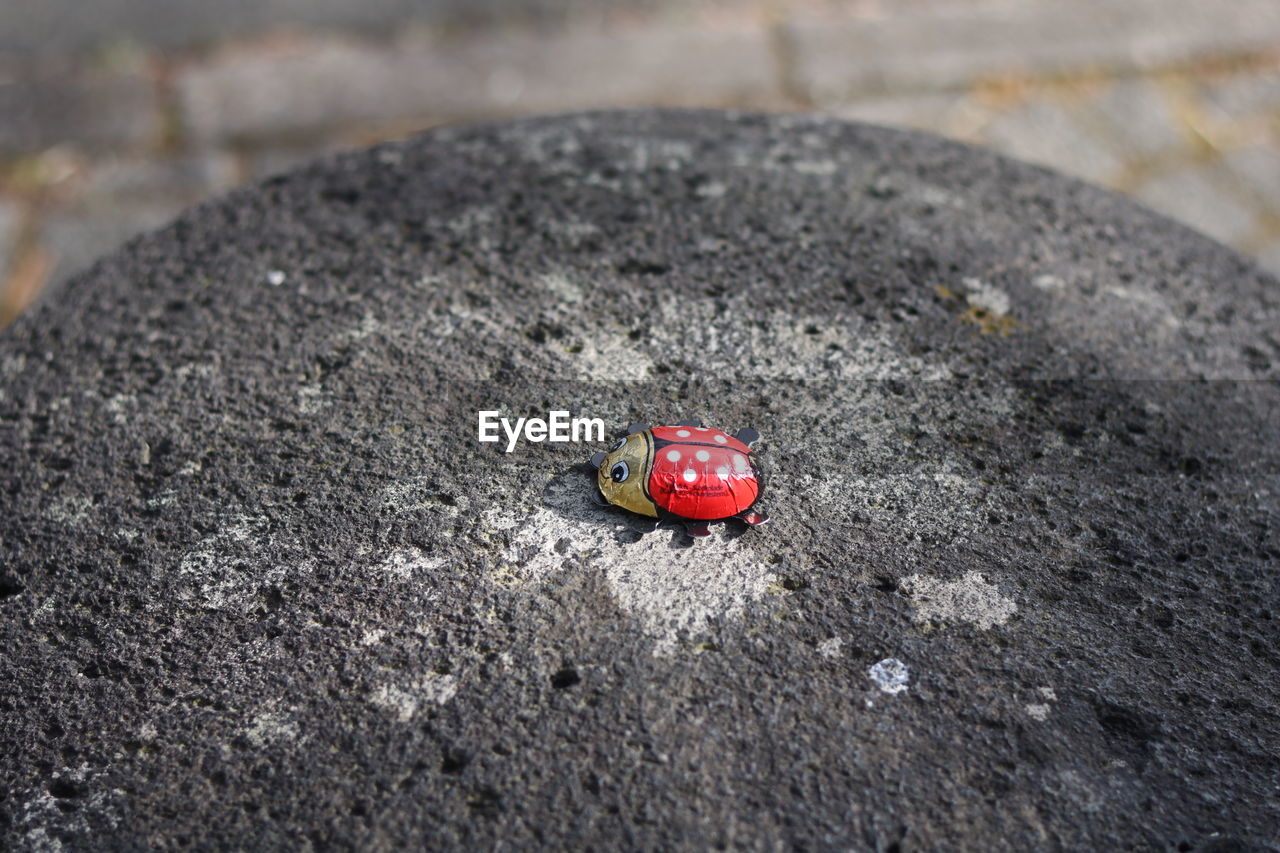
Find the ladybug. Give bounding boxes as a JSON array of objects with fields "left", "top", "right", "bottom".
[{"left": 589, "top": 422, "right": 769, "bottom": 537}]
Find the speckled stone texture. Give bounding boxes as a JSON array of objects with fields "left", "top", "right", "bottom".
[{"left": 1, "top": 110, "right": 1278, "bottom": 850}]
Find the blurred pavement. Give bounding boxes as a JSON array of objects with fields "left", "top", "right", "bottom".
[{"left": 2, "top": 0, "right": 1279, "bottom": 325}]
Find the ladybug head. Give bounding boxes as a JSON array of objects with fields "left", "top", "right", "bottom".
[{"left": 596, "top": 431, "right": 658, "bottom": 517}]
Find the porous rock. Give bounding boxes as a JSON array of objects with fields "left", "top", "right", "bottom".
[{"left": 1, "top": 111, "right": 1277, "bottom": 850}]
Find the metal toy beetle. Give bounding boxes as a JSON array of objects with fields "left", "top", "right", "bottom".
[{"left": 589, "top": 422, "right": 769, "bottom": 537}]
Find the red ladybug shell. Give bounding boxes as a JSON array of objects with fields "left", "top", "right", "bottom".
[{"left": 646, "top": 426, "right": 760, "bottom": 520}]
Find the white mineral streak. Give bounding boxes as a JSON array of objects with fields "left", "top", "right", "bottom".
[
  {"left": 46, "top": 495, "right": 93, "bottom": 526},
  {"left": 369, "top": 674, "right": 458, "bottom": 721},
  {"left": 488, "top": 475, "right": 777, "bottom": 656},
  {"left": 296, "top": 382, "right": 326, "bottom": 414},
  {"left": 574, "top": 333, "right": 656, "bottom": 380},
  {"left": 817, "top": 637, "right": 844, "bottom": 658},
  {"left": 1026, "top": 686, "right": 1058, "bottom": 719},
  {"left": 962, "top": 277, "right": 1012, "bottom": 316},
  {"left": 245, "top": 712, "right": 299, "bottom": 747},
  {"left": 869, "top": 658, "right": 910, "bottom": 694},
  {"left": 538, "top": 272, "right": 584, "bottom": 306},
  {"left": 648, "top": 302, "right": 954, "bottom": 381},
  {"left": 176, "top": 515, "right": 312, "bottom": 612},
  {"left": 373, "top": 547, "right": 444, "bottom": 580},
  {"left": 900, "top": 570, "right": 1017, "bottom": 630}
]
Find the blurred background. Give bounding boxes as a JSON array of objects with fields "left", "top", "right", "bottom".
[{"left": 2, "top": 0, "right": 1279, "bottom": 326}]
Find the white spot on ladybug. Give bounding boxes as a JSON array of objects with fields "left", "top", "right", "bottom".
[
  {"left": 715, "top": 466, "right": 730, "bottom": 478},
  {"left": 733, "top": 454, "right": 748, "bottom": 472},
  {"left": 682, "top": 469, "right": 698, "bottom": 483},
  {"left": 666, "top": 449, "right": 682, "bottom": 462},
  {"left": 676, "top": 429, "right": 691, "bottom": 437},
  {"left": 695, "top": 450, "right": 710, "bottom": 462},
  {"left": 714, "top": 434, "right": 728, "bottom": 444},
  {"left": 695, "top": 427, "right": 707, "bottom": 431}
]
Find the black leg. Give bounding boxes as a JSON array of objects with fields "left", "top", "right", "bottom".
[{"left": 685, "top": 521, "right": 712, "bottom": 538}]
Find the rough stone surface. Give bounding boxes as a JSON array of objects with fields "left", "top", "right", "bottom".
[{"left": 1, "top": 111, "right": 1278, "bottom": 850}]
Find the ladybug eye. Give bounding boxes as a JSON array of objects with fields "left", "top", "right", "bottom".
[
  {"left": 610, "top": 461, "right": 630, "bottom": 483},
  {"left": 610, "top": 437, "right": 627, "bottom": 451}
]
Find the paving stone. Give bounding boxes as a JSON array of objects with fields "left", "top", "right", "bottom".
[
  {"left": 829, "top": 91, "right": 980, "bottom": 137},
  {"left": 1083, "top": 77, "right": 1187, "bottom": 161},
  {"left": 1257, "top": 238, "right": 1280, "bottom": 275},
  {"left": 1133, "top": 164, "right": 1261, "bottom": 246},
  {"left": 35, "top": 209, "right": 175, "bottom": 293},
  {"left": 787, "top": 0, "right": 1280, "bottom": 102},
  {"left": 0, "top": 67, "right": 160, "bottom": 155},
  {"left": 245, "top": 142, "right": 351, "bottom": 181},
  {"left": 0, "top": 0, "right": 682, "bottom": 55},
  {"left": 1222, "top": 144, "right": 1280, "bottom": 214},
  {"left": 0, "top": 197, "right": 20, "bottom": 276},
  {"left": 1, "top": 111, "right": 1278, "bottom": 849},
  {"left": 1199, "top": 69, "right": 1280, "bottom": 125},
  {"left": 74, "top": 153, "right": 241, "bottom": 207},
  {"left": 177, "top": 23, "right": 779, "bottom": 143},
  {"left": 980, "top": 100, "right": 1126, "bottom": 184}
]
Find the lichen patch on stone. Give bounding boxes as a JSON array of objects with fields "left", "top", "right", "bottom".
[
  {"left": 572, "top": 333, "right": 655, "bottom": 380},
  {"left": 817, "top": 637, "right": 844, "bottom": 658},
  {"left": 245, "top": 712, "right": 299, "bottom": 748},
  {"left": 900, "top": 570, "right": 1017, "bottom": 630},
  {"left": 176, "top": 515, "right": 312, "bottom": 612},
  {"left": 369, "top": 673, "right": 458, "bottom": 722},
  {"left": 869, "top": 658, "right": 910, "bottom": 694},
  {"left": 373, "top": 548, "right": 445, "bottom": 581},
  {"left": 489, "top": 473, "right": 778, "bottom": 656}
]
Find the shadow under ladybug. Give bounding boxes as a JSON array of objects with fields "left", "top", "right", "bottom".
[{"left": 587, "top": 421, "right": 770, "bottom": 538}]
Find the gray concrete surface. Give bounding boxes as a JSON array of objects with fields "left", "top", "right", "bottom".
[
  {"left": 0, "top": 0, "right": 674, "bottom": 54},
  {"left": 1, "top": 111, "right": 1277, "bottom": 850}
]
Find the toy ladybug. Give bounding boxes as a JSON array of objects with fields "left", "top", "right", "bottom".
[{"left": 589, "top": 422, "right": 769, "bottom": 537}]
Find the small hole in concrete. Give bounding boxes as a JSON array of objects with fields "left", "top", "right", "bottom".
[
  {"left": 550, "top": 668, "right": 580, "bottom": 689},
  {"left": 441, "top": 748, "right": 470, "bottom": 775},
  {"left": 259, "top": 586, "right": 283, "bottom": 611},
  {"left": 467, "top": 787, "right": 501, "bottom": 818},
  {"left": 48, "top": 779, "right": 80, "bottom": 799},
  {"left": 0, "top": 575, "right": 23, "bottom": 598},
  {"left": 872, "top": 575, "right": 898, "bottom": 593}
]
